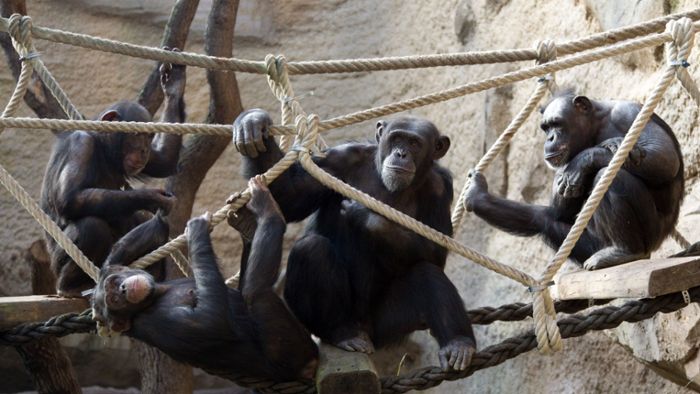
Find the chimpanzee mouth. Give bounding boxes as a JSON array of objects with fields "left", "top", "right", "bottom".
[{"left": 385, "top": 165, "right": 415, "bottom": 174}]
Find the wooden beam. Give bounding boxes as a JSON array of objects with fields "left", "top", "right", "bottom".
[
  {"left": 556, "top": 256, "right": 700, "bottom": 300},
  {"left": 316, "top": 343, "right": 380, "bottom": 394},
  {"left": 0, "top": 295, "right": 88, "bottom": 330}
]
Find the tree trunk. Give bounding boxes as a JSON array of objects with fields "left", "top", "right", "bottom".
[
  {"left": 15, "top": 240, "right": 81, "bottom": 394},
  {"left": 133, "top": 1, "right": 200, "bottom": 393}
]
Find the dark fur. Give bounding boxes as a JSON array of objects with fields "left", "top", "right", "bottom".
[
  {"left": 92, "top": 210, "right": 318, "bottom": 382},
  {"left": 234, "top": 110, "right": 475, "bottom": 359},
  {"left": 41, "top": 67, "right": 185, "bottom": 295},
  {"left": 467, "top": 93, "right": 684, "bottom": 269}
]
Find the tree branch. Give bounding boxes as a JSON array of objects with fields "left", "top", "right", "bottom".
[{"left": 137, "top": 0, "right": 200, "bottom": 115}]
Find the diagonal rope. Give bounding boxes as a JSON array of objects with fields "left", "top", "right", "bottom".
[
  {"left": 451, "top": 40, "right": 557, "bottom": 230},
  {"left": 530, "top": 17, "right": 696, "bottom": 354}
]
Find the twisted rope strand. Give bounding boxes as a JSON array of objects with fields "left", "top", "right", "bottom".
[{"left": 1, "top": 9, "right": 699, "bottom": 74}]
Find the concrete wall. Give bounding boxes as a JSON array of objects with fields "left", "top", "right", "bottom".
[{"left": 1, "top": 0, "right": 700, "bottom": 392}]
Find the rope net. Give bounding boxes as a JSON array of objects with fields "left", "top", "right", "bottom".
[{"left": 1, "top": 7, "right": 700, "bottom": 389}]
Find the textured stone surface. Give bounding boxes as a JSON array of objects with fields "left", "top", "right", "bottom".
[{"left": 1, "top": 0, "right": 700, "bottom": 392}]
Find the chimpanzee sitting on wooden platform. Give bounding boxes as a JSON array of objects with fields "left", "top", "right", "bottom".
[{"left": 91, "top": 176, "right": 319, "bottom": 381}]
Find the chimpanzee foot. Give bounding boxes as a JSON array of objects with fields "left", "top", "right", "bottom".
[
  {"left": 335, "top": 331, "right": 375, "bottom": 354},
  {"left": 583, "top": 247, "right": 649, "bottom": 270},
  {"left": 438, "top": 337, "right": 475, "bottom": 371},
  {"left": 300, "top": 358, "right": 319, "bottom": 380}
]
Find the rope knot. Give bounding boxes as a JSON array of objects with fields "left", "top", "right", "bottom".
[
  {"left": 535, "top": 40, "right": 557, "bottom": 65},
  {"left": 8, "top": 14, "right": 33, "bottom": 52},
  {"left": 666, "top": 18, "right": 695, "bottom": 65}
]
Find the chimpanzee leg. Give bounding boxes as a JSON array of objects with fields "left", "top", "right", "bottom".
[
  {"left": 372, "top": 262, "right": 475, "bottom": 370},
  {"left": 373, "top": 262, "right": 473, "bottom": 347},
  {"left": 583, "top": 169, "right": 658, "bottom": 270},
  {"left": 52, "top": 217, "right": 114, "bottom": 296},
  {"left": 284, "top": 234, "right": 362, "bottom": 349}
]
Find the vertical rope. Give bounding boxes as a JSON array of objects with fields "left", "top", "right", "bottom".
[{"left": 530, "top": 18, "right": 695, "bottom": 354}]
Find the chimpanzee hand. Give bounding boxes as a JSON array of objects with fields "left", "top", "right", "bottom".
[
  {"left": 340, "top": 199, "right": 368, "bottom": 223},
  {"left": 464, "top": 171, "right": 488, "bottom": 212},
  {"left": 233, "top": 109, "right": 272, "bottom": 158},
  {"left": 556, "top": 164, "right": 586, "bottom": 198},
  {"left": 185, "top": 211, "right": 212, "bottom": 239},
  {"left": 600, "top": 137, "right": 645, "bottom": 166},
  {"left": 438, "top": 337, "right": 475, "bottom": 372},
  {"left": 159, "top": 47, "right": 186, "bottom": 98},
  {"left": 142, "top": 189, "right": 177, "bottom": 214},
  {"left": 246, "top": 175, "right": 284, "bottom": 221}
]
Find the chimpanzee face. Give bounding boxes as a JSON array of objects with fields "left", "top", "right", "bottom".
[
  {"left": 98, "top": 102, "right": 154, "bottom": 176},
  {"left": 92, "top": 265, "right": 156, "bottom": 333},
  {"left": 540, "top": 95, "right": 593, "bottom": 169},
  {"left": 375, "top": 118, "right": 450, "bottom": 192},
  {"left": 121, "top": 133, "right": 153, "bottom": 176}
]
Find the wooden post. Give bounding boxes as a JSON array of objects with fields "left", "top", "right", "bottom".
[
  {"left": 13, "top": 240, "right": 82, "bottom": 394},
  {"left": 316, "top": 344, "right": 380, "bottom": 394},
  {"left": 556, "top": 256, "right": 700, "bottom": 300}
]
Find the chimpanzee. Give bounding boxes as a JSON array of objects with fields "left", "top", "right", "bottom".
[
  {"left": 465, "top": 91, "right": 684, "bottom": 270},
  {"left": 92, "top": 176, "right": 319, "bottom": 381},
  {"left": 40, "top": 54, "right": 186, "bottom": 296},
  {"left": 233, "top": 110, "right": 475, "bottom": 371}
]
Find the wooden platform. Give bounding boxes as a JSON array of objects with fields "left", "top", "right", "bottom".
[
  {"left": 0, "top": 295, "right": 88, "bottom": 330},
  {"left": 556, "top": 256, "right": 700, "bottom": 300},
  {"left": 316, "top": 344, "right": 379, "bottom": 394}
]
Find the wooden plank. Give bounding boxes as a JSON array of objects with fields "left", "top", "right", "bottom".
[
  {"left": 0, "top": 295, "right": 88, "bottom": 330},
  {"left": 556, "top": 256, "right": 700, "bottom": 300},
  {"left": 316, "top": 343, "right": 380, "bottom": 394}
]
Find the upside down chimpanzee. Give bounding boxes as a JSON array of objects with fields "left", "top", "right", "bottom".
[
  {"left": 41, "top": 53, "right": 186, "bottom": 296},
  {"left": 233, "top": 110, "right": 475, "bottom": 371},
  {"left": 465, "top": 91, "right": 684, "bottom": 270},
  {"left": 91, "top": 176, "right": 319, "bottom": 381}
]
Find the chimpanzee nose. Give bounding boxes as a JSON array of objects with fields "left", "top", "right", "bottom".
[
  {"left": 394, "top": 150, "right": 406, "bottom": 159},
  {"left": 120, "top": 283, "right": 127, "bottom": 294},
  {"left": 547, "top": 134, "right": 556, "bottom": 143}
]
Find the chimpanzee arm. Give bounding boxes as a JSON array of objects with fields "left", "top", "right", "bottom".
[
  {"left": 241, "top": 214, "right": 285, "bottom": 302},
  {"left": 466, "top": 172, "right": 600, "bottom": 263},
  {"left": 186, "top": 216, "right": 229, "bottom": 311},
  {"left": 65, "top": 188, "right": 173, "bottom": 220},
  {"left": 104, "top": 213, "right": 170, "bottom": 266},
  {"left": 142, "top": 62, "right": 186, "bottom": 178}
]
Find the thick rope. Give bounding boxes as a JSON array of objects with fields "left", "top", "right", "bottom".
[
  {"left": 0, "top": 117, "right": 295, "bottom": 136},
  {"left": 451, "top": 40, "right": 556, "bottom": 229},
  {"left": 2, "top": 9, "right": 699, "bottom": 75},
  {"left": 671, "top": 228, "right": 692, "bottom": 249},
  {"left": 530, "top": 18, "right": 695, "bottom": 354},
  {"left": 131, "top": 140, "right": 303, "bottom": 269},
  {"left": 1, "top": 60, "right": 32, "bottom": 121},
  {"left": 6, "top": 15, "right": 82, "bottom": 121},
  {"left": 381, "top": 287, "right": 700, "bottom": 394},
  {"left": 313, "top": 28, "right": 687, "bottom": 133},
  {"left": 0, "top": 165, "right": 99, "bottom": 281},
  {"left": 3, "top": 287, "right": 696, "bottom": 394},
  {"left": 1, "top": 24, "right": 696, "bottom": 139}
]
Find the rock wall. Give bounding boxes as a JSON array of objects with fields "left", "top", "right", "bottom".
[{"left": 1, "top": 0, "right": 699, "bottom": 392}]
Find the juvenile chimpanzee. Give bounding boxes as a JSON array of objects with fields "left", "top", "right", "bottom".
[
  {"left": 92, "top": 176, "right": 319, "bottom": 381},
  {"left": 465, "top": 91, "right": 684, "bottom": 270},
  {"left": 41, "top": 56, "right": 186, "bottom": 296},
  {"left": 234, "top": 110, "right": 475, "bottom": 371}
]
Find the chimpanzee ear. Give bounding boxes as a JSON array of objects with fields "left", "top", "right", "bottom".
[
  {"left": 108, "top": 315, "right": 131, "bottom": 333},
  {"left": 434, "top": 135, "right": 451, "bottom": 160},
  {"left": 100, "top": 109, "right": 120, "bottom": 122},
  {"left": 376, "top": 120, "right": 387, "bottom": 143},
  {"left": 572, "top": 96, "right": 592, "bottom": 113}
]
